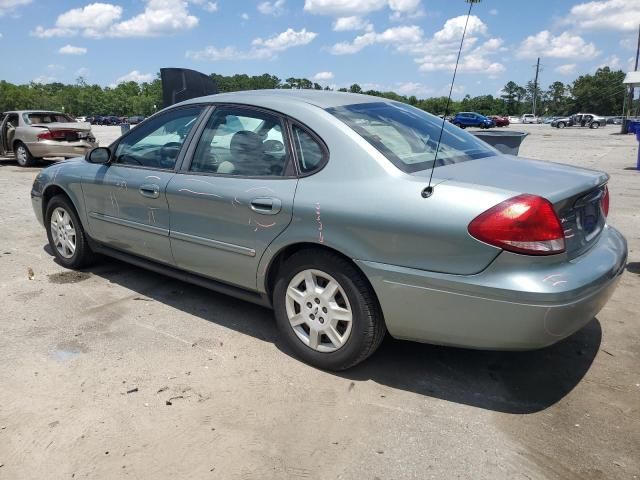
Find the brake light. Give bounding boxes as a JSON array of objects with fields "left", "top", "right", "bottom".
[
  {"left": 602, "top": 185, "right": 610, "bottom": 217},
  {"left": 37, "top": 129, "right": 76, "bottom": 141},
  {"left": 468, "top": 194, "right": 565, "bottom": 255}
]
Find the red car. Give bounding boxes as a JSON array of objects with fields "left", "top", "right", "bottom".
[{"left": 489, "top": 115, "right": 510, "bottom": 127}]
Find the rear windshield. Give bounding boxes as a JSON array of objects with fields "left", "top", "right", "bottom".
[
  {"left": 23, "top": 112, "right": 74, "bottom": 125},
  {"left": 326, "top": 102, "right": 496, "bottom": 173}
]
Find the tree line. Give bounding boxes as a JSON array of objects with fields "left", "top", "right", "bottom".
[{"left": 0, "top": 66, "right": 626, "bottom": 118}]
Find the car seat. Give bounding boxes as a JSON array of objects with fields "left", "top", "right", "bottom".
[{"left": 225, "top": 130, "right": 266, "bottom": 175}]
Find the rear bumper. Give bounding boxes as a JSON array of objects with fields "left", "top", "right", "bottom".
[
  {"left": 357, "top": 226, "right": 627, "bottom": 350},
  {"left": 26, "top": 140, "right": 97, "bottom": 159}
]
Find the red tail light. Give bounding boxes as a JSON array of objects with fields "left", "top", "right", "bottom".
[
  {"left": 602, "top": 185, "right": 610, "bottom": 217},
  {"left": 468, "top": 194, "right": 565, "bottom": 255},
  {"left": 37, "top": 129, "right": 77, "bottom": 141}
]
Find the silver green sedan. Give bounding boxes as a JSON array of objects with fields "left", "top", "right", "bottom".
[{"left": 30, "top": 91, "right": 627, "bottom": 370}]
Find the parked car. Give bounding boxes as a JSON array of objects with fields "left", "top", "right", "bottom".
[
  {"left": 451, "top": 112, "right": 495, "bottom": 129},
  {"left": 521, "top": 114, "right": 542, "bottom": 124},
  {"left": 128, "top": 115, "right": 146, "bottom": 125},
  {"left": 0, "top": 110, "right": 97, "bottom": 166},
  {"left": 507, "top": 115, "right": 522, "bottom": 124},
  {"left": 75, "top": 116, "right": 87, "bottom": 123},
  {"left": 606, "top": 116, "right": 624, "bottom": 125},
  {"left": 90, "top": 115, "right": 103, "bottom": 125},
  {"left": 551, "top": 113, "right": 606, "bottom": 129},
  {"left": 30, "top": 91, "right": 627, "bottom": 370},
  {"left": 543, "top": 116, "right": 560, "bottom": 124},
  {"left": 489, "top": 115, "right": 509, "bottom": 127},
  {"left": 101, "top": 115, "right": 122, "bottom": 126}
]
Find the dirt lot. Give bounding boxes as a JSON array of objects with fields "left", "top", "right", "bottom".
[{"left": 0, "top": 124, "right": 639, "bottom": 479}]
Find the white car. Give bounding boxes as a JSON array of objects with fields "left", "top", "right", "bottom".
[
  {"left": 521, "top": 114, "right": 541, "bottom": 124},
  {"left": 507, "top": 116, "right": 522, "bottom": 124}
]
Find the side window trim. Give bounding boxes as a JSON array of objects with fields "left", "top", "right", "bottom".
[
  {"left": 287, "top": 120, "right": 329, "bottom": 177},
  {"left": 180, "top": 103, "right": 296, "bottom": 179},
  {"left": 108, "top": 104, "right": 208, "bottom": 173}
]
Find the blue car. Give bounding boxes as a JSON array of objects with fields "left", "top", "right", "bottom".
[{"left": 452, "top": 112, "right": 495, "bottom": 129}]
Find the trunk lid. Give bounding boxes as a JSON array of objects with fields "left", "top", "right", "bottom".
[
  {"left": 33, "top": 122, "right": 94, "bottom": 142},
  {"left": 33, "top": 121, "right": 92, "bottom": 132},
  {"left": 429, "top": 154, "right": 609, "bottom": 258}
]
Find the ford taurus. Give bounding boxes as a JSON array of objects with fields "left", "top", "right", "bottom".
[{"left": 30, "top": 91, "right": 627, "bottom": 370}]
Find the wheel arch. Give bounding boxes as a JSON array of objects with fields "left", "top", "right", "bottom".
[
  {"left": 41, "top": 184, "right": 81, "bottom": 224},
  {"left": 263, "top": 242, "right": 380, "bottom": 308}
]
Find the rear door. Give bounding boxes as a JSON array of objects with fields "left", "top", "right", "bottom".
[
  {"left": 166, "top": 105, "right": 298, "bottom": 290},
  {"left": 82, "top": 105, "right": 205, "bottom": 264}
]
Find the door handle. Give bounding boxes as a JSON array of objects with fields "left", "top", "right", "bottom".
[
  {"left": 139, "top": 184, "right": 160, "bottom": 199},
  {"left": 250, "top": 197, "right": 282, "bottom": 215}
]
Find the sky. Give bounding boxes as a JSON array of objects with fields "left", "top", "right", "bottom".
[{"left": 0, "top": 0, "right": 639, "bottom": 98}]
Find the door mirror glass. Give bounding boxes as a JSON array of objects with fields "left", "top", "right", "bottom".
[{"left": 86, "top": 147, "right": 110, "bottom": 164}]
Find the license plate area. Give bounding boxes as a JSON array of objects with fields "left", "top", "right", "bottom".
[{"left": 576, "top": 190, "right": 604, "bottom": 241}]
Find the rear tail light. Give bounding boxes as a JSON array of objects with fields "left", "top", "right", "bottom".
[
  {"left": 602, "top": 185, "right": 610, "bottom": 217},
  {"left": 468, "top": 194, "right": 565, "bottom": 255},
  {"left": 37, "top": 129, "right": 77, "bottom": 141}
]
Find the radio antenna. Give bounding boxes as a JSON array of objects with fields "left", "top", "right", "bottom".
[{"left": 422, "top": 0, "right": 480, "bottom": 198}]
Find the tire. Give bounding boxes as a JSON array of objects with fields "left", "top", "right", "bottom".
[
  {"left": 453, "top": 122, "right": 462, "bottom": 128},
  {"left": 273, "top": 249, "right": 386, "bottom": 370},
  {"left": 557, "top": 122, "right": 566, "bottom": 129},
  {"left": 590, "top": 122, "right": 600, "bottom": 129},
  {"left": 15, "top": 142, "right": 36, "bottom": 167},
  {"left": 45, "top": 195, "right": 95, "bottom": 269}
]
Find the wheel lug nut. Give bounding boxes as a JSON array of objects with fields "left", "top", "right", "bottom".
[
  {"left": 314, "top": 298, "right": 320, "bottom": 304},
  {"left": 306, "top": 302, "right": 312, "bottom": 308},
  {"left": 322, "top": 307, "right": 327, "bottom": 313},
  {"left": 309, "top": 314, "right": 315, "bottom": 320},
  {"left": 319, "top": 317, "right": 324, "bottom": 324}
]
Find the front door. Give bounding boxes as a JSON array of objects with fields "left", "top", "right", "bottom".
[
  {"left": 0, "top": 114, "right": 6, "bottom": 155},
  {"left": 82, "top": 105, "right": 205, "bottom": 265},
  {"left": 166, "top": 105, "right": 298, "bottom": 290}
]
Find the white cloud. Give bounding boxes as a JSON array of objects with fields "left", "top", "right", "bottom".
[
  {"left": 598, "top": 55, "right": 622, "bottom": 69},
  {"left": 312, "top": 71, "right": 334, "bottom": 81},
  {"left": 241, "top": 12, "right": 249, "bottom": 20},
  {"left": 332, "top": 16, "right": 371, "bottom": 31},
  {"left": 32, "top": 0, "right": 198, "bottom": 38},
  {"left": 518, "top": 30, "right": 600, "bottom": 59},
  {"left": 555, "top": 63, "right": 576, "bottom": 75},
  {"left": 258, "top": 0, "right": 285, "bottom": 15},
  {"left": 331, "top": 25, "right": 422, "bottom": 54},
  {"left": 189, "top": 0, "right": 217, "bottom": 12},
  {"left": 33, "top": 75, "right": 56, "bottom": 84},
  {"left": 59, "top": 44, "right": 87, "bottom": 55},
  {"left": 187, "top": 27, "right": 317, "bottom": 61},
  {"left": 0, "top": 0, "right": 31, "bottom": 16},
  {"left": 567, "top": 0, "right": 640, "bottom": 31},
  {"left": 0, "top": 33, "right": 3, "bottom": 39},
  {"left": 304, "top": 0, "right": 386, "bottom": 15},
  {"left": 252, "top": 28, "right": 317, "bottom": 50},
  {"left": 330, "top": 15, "right": 504, "bottom": 76},
  {"left": 113, "top": 70, "right": 155, "bottom": 85},
  {"left": 395, "top": 81, "right": 432, "bottom": 96}
]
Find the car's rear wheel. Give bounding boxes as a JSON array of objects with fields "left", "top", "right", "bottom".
[
  {"left": 45, "top": 195, "right": 95, "bottom": 269},
  {"left": 273, "top": 250, "right": 385, "bottom": 370},
  {"left": 557, "top": 122, "right": 566, "bottom": 129},
  {"left": 590, "top": 122, "right": 600, "bottom": 129},
  {"left": 15, "top": 142, "right": 36, "bottom": 167}
]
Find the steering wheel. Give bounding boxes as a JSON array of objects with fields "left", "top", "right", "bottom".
[{"left": 158, "top": 142, "right": 182, "bottom": 168}]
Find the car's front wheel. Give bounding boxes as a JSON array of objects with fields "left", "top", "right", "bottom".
[
  {"left": 273, "top": 250, "right": 385, "bottom": 370},
  {"left": 557, "top": 122, "right": 566, "bottom": 129},
  {"left": 45, "top": 195, "right": 95, "bottom": 269},
  {"left": 590, "top": 122, "right": 600, "bottom": 129},
  {"left": 15, "top": 142, "right": 36, "bottom": 167}
]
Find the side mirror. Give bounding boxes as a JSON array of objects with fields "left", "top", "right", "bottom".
[{"left": 86, "top": 147, "right": 111, "bottom": 164}]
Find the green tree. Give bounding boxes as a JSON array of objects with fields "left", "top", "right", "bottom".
[{"left": 571, "top": 66, "right": 625, "bottom": 115}]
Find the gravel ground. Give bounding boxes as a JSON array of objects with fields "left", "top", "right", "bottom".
[{"left": 0, "top": 124, "right": 638, "bottom": 480}]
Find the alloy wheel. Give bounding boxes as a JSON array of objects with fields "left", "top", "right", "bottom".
[
  {"left": 285, "top": 269, "right": 353, "bottom": 353},
  {"left": 16, "top": 145, "right": 27, "bottom": 165},
  {"left": 50, "top": 207, "right": 77, "bottom": 259}
]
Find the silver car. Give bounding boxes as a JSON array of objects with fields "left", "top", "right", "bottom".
[
  {"left": 30, "top": 91, "right": 627, "bottom": 370},
  {"left": 0, "top": 110, "right": 97, "bottom": 166}
]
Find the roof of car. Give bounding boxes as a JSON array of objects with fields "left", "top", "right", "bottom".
[
  {"left": 3, "top": 110, "right": 64, "bottom": 115},
  {"left": 178, "top": 89, "right": 387, "bottom": 110}
]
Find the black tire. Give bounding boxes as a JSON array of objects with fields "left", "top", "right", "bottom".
[
  {"left": 557, "top": 122, "right": 565, "bottom": 129},
  {"left": 273, "top": 249, "right": 386, "bottom": 370},
  {"left": 15, "top": 142, "right": 36, "bottom": 167},
  {"left": 590, "top": 122, "right": 600, "bottom": 129},
  {"left": 45, "top": 195, "right": 96, "bottom": 269}
]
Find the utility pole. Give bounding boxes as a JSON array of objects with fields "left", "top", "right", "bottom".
[
  {"left": 532, "top": 57, "right": 540, "bottom": 116},
  {"left": 626, "top": 24, "right": 640, "bottom": 118}
]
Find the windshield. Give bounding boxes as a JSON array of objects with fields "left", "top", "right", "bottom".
[
  {"left": 326, "top": 102, "right": 496, "bottom": 173},
  {"left": 23, "top": 112, "right": 74, "bottom": 125}
]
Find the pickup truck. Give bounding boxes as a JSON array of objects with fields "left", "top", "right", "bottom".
[{"left": 521, "top": 114, "right": 542, "bottom": 124}]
